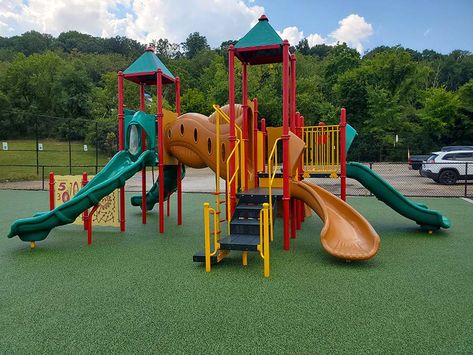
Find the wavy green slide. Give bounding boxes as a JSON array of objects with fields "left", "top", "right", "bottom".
[
  {"left": 346, "top": 162, "right": 450, "bottom": 230},
  {"left": 7, "top": 150, "right": 156, "bottom": 243},
  {"left": 130, "top": 165, "right": 185, "bottom": 211}
]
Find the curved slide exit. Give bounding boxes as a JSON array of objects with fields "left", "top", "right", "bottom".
[
  {"left": 7, "top": 150, "right": 156, "bottom": 243},
  {"left": 346, "top": 162, "right": 450, "bottom": 230},
  {"left": 130, "top": 165, "right": 185, "bottom": 211},
  {"left": 290, "top": 180, "right": 380, "bottom": 260}
]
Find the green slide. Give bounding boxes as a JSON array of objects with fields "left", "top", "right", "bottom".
[
  {"left": 346, "top": 162, "right": 450, "bottom": 230},
  {"left": 7, "top": 150, "right": 156, "bottom": 243},
  {"left": 130, "top": 165, "right": 185, "bottom": 211}
]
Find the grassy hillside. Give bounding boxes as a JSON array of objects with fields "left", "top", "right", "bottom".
[{"left": 0, "top": 140, "right": 111, "bottom": 181}]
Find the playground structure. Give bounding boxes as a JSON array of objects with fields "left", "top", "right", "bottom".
[{"left": 7, "top": 15, "right": 450, "bottom": 278}]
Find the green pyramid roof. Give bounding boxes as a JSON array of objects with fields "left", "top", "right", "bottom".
[
  {"left": 235, "top": 15, "right": 283, "bottom": 49},
  {"left": 234, "top": 15, "right": 284, "bottom": 65},
  {"left": 123, "top": 49, "right": 175, "bottom": 85}
]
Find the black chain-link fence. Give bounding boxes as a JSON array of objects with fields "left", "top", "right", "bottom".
[
  {"left": 0, "top": 114, "right": 119, "bottom": 183},
  {"left": 307, "top": 162, "right": 472, "bottom": 198}
]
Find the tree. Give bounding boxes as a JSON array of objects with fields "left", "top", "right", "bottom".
[
  {"left": 153, "top": 38, "right": 181, "bottom": 60},
  {"left": 295, "top": 39, "right": 310, "bottom": 55},
  {"left": 322, "top": 43, "right": 360, "bottom": 95},
  {"left": 419, "top": 87, "right": 460, "bottom": 149},
  {"left": 182, "top": 32, "right": 210, "bottom": 59}
]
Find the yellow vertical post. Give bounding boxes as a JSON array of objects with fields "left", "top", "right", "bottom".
[
  {"left": 203, "top": 202, "right": 211, "bottom": 273},
  {"left": 242, "top": 251, "right": 248, "bottom": 266},
  {"left": 215, "top": 110, "right": 221, "bottom": 238},
  {"left": 263, "top": 203, "right": 270, "bottom": 278}
]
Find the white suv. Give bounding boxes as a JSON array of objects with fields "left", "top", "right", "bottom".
[{"left": 422, "top": 150, "right": 473, "bottom": 184}]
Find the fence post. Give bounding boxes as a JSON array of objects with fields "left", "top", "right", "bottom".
[
  {"left": 35, "top": 118, "right": 39, "bottom": 175},
  {"left": 95, "top": 121, "right": 99, "bottom": 174},
  {"left": 49, "top": 172, "right": 55, "bottom": 210},
  {"left": 41, "top": 166, "right": 45, "bottom": 191},
  {"left": 465, "top": 162, "right": 468, "bottom": 198},
  {"left": 369, "top": 163, "right": 374, "bottom": 196},
  {"left": 68, "top": 120, "right": 72, "bottom": 174}
]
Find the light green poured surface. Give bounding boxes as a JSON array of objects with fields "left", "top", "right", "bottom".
[{"left": 0, "top": 191, "right": 472, "bottom": 353}]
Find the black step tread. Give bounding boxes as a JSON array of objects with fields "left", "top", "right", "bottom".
[
  {"left": 219, "top": 234, "right": 260, "bottom": 251},
  {"left": 231, "top": 218, "right": 260, "bottom": 225},
  {"left": 258, "top": 172, "right": 283, "bottom": 178},
  {"left": 193, "top": 250, "right": 225, "bottom": 264},
  {"left": 237, "top": 187, "right": 284, "bottom": 196},
  {"left": 235, "top": 204, "right": 263, "bottom": 210}
]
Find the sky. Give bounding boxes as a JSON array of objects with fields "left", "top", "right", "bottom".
[{"left": 0, "top": 0, "right": 472, "bottom": 54}]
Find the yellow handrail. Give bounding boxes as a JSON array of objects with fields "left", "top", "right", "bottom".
[
  {"left": 226, "top": 139, "right": 240, "bottom": 234},
  {"left": 267, "top": 138, "right": 281, "bottom": 242},
  {"left": 203, "top": 202, "right": 220, "bottom": 273},
  {"left": 302, "top": 124, "right": 340, "bottom": 177},
  {"left": 257, "top": 202, "right": 270, "bottom": 278},
  {"left": 213, "top": 105, "right": 222, "bottom": 237},
  {"left": 213, "top": 104, "right": 246, "bottom": 191}
]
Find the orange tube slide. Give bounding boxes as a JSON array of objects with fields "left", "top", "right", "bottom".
[
  {"left": 290, "top": 180, "right": 380, "bottom": 260},
  {"left": 164, "top": 105, "right": 254, "bottom": 182}
]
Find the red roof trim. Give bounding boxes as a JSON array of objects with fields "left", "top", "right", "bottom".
[
  {"left": 123, "top": 71, "right": 176, "bottom": 84},
  {"left": 235, "top": 44, "right": 281, "bottom": 53}
]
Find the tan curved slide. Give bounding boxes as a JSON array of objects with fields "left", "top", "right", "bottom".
[{"left": 290, "top": 180, "right": 380, "bottom": 260}]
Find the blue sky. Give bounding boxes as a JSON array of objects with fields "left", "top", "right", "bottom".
[
  {"left": 254, "top": 0, "right": 473, "bottom": 53},
  {"left": 1, "top": 0, "right": 472, "bottom": 54}
]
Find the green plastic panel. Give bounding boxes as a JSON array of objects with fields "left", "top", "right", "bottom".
[
  {"left": 235, "top": 17, "right": 282, "bottom": 49},
  {"left": 124, "top": 51, "right": 175, "bottom": 79},
  {"left": 125, "top": 111, "right": 157, "bottom": 151}
]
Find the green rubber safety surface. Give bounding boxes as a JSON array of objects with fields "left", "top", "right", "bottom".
[{"left": 1, "top": 190, "right": 472, "bottom": 353}]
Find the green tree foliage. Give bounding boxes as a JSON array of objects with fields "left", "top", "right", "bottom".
[
  {"left": 182, "top": 32, "right": 210, "bottom": 59},
  {"left": 1, "top": 31, "right": 472, "bottom": 160}
]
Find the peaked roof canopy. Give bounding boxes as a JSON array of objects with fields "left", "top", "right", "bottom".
[
  {"left": 123, "top": 48, "right": 175, "bottom": 85},
  {"left": 234, "top": 15, "right": 285, "bottom": 65}
]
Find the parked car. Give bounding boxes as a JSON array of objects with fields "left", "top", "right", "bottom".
[
  {"left": 441, "top": 145, "right": 473, "bottom": 152},
  {"left": 408, "top": 154, "right": 430, "bottom": 171},
  {"left": 421, "top": 150, "right": 473, "bottom": 184}
]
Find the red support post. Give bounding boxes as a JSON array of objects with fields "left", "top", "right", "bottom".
[
  {"left": 340, "top": 108, "right": 347, "bottom": 201},
  {"left": 261, "top": 118, "right": 266, "bottom": 173},
  {"left": 82, "top": 172, "right": 88, "bottom": 230},
  {"left": 282, "top": 40, "right": 290, "bottom": 250},
  {"left": 228, "top": 45, "right": 236, "bottom": 215},
  {"left": 242, "top": 62, "right": 249, "bottom": 191},
  {"left": 296, "top": 112, "right": 303, "bottom": 230},
  {"left": 290, "top": 54, "right": 297, "bottom": 134},
  {"left": 140, "top": 83, "right": 147, "bottom": 225},
  {"left": 291, "top": 199, "right": 297, "bottom": 239},
  {"left": 49, "top": 172, "right": 55, "bottom": 210},
  {"left": 117, "top": 71, "right": 125, "bottom": 232},
  {"left": 87, "top": 204, "right": 100, "bottom": 245},
  {"left": 176, "top": 76, "right": 182, "bottom": 225},
  {"left": 253, "top": 97, "right": 259, "bottom": 186},
  {"left": 300, "top": 115, "right": 306, "bottom": 223},
  {"left": 157, "top": 70, "right": 165, "bottom": 233},
  {"left": 290, "top": 54, "right": 297, "bottom": 239}
]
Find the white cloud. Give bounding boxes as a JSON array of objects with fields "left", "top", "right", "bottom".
[
  {"left": 307, "top": 33, "right": 325, "bottom": 47},
  {"left": 277, "top": 26, "right": 325, "bottom": 48},
  {"left": 0, "top": 0, "right": 264, "bottom": 47},
  {"left": 277, "top": 14, "right": 373, "bottom": 53},
  {"left": 423, "top": 28, "right": 431, "bottom": 37},
  {"left": 277, "top": 26, "right": 303, "bottom": 46},
  {"left": 329, "top": 14, "right": 373, "bottom": 52}
]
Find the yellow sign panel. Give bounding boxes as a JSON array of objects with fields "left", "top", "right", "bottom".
[{"left": 55, "top": 175, "right": 119, "bottom": 227}]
